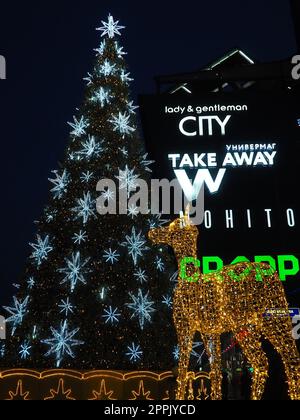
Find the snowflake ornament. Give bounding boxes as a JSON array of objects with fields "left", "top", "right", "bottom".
[
  {"left": 83, "top": 72, "right": 93, "bottom": 86},
  {"left": 127, "top": 100, "right": 139, "bottom": 114},
  {"left": 72, "top": 192, "right": 96, "bottom": 225},
  {"left": 134, "top": 268, "right": 148, "bottom": 284},
  {"left": 98, "top": 59, "right": 116, "bottom": 77},
  {"left": 94, "top": 39, "right": 106, "bottom": 55},
  {"left": 103, "top": 248, "right": 120, "bottom": 264},
  {"left": 128, "top": 204, "right": 139, "bottom": 219},
  {"left": 126, "top": 343, "right": 143, "bottom": 363},
  {"left": 121, "top": 227, "right": 149, "bottom": 266},
  {"left": 90, "top": 87, "right": 112, "bottom": 108},
  {"left": 141, "top": 153, "right": 155, "bottom": 173},
  {"left": 162, "top": 295, "right": 172, "bottom": 308},
  {"left": 101, "top": 189, "right": 115, "bottom": 202},
  {"left": 58, "top": 298, "right": 75, "bottom": 316},
  {"left": 120, "top": 70, "right": 133, "bottom": 84},
  {"left": 3, "top": 296, "right": 29, "bottom": 335},
  {"left": 102, "top": 306, "right": 121, "bottom": 325},
  {"left": 115, "top": 42, "right": 127, "bottom": 58},
  {"left": 116, "top": 166, "right": 139, "bottom": 197},
  {"left": 79, "top": 136, "right": 103, "bottom": 159},
  {"left": 29, "top": 235, "right": 53, "bottom": 267},
  {"left": 68, "top": 116, "right": 89, "bottom": 137},
  {"left": 19, "top": 341, "right": 32, "bottom": 360},
  {"left": 27, "top": 277, "right": 35, "bottom": 290},
  {"left": 80, "top": 171, "right": 94, "bottom": 183},
  {"left": 42, "top": 320, "right": 84, "bottom": 368},
  {"left": 126, "top": 289, "right": 155, "bottom": 330},
  {"left": 109, "top": 112, "right": 135, "bottom": 137},
  {"left": 155, "top": 257, "right": 165, "bottom": 272},
  {"left": 49, "top": 170, "right": 69, "bottom": 199},
  {"left": 59, "top": 252, "right": 91, "bottom": 293},
  {"left": 72, "top": 230, "right": 88, "bottom": 245}
]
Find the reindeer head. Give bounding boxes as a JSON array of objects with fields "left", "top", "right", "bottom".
[{"left": 148, "top": 207, "right": 199, "bottom": 260}]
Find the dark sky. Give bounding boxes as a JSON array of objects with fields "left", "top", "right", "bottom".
[{"left": 0, "top": 0, "right": 297, "bottom": 307}]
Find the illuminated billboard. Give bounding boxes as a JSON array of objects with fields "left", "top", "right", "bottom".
[{"left": 139, "top": 90, "right": 300, "bottom": 296}]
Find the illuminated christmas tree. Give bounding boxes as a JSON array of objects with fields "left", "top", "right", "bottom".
[{"left": 1, "top": 14, "right": 179, "bottom": 370}]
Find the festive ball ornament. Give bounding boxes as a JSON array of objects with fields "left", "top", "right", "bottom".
[{"left": 149, "top": 207, "right": 300, "bottom": 400}]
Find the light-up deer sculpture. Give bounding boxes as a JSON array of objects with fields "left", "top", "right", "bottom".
[{"left": 148, "top": 209, "right": 300, "bottom": 400}]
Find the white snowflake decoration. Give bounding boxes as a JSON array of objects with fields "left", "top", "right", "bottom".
[
  {"left": 90, "top": 87, "right": 112, "bottom": 108},
  {"left": 148, "top": 214, "right": 170, "bottom": 229},
  {"left": 72, "top": 230, "right": 88, "bottom": 245},
  {"left": 49, "top": 170, "right": 69, "bottom": 199},
  {"left": 99, "top": 59, "right": 116, "bottom": 77},
  {"left": 19, "top": 341, "right": 32, "bottom": 360},
  {"left": 94, "top": 39, "right": 106, "bottom": 55},
  {"left": 134, "top": 268, "right": 148, "bottom": 284},
  {"left": 173, "top": 345, "right": 180, "bottom": 361},
  {"left": 103, "top": 248, "right": 120, "bottom": 264},
  {"left": 109, "top": 112, "right": 135, "bottom": 138},
  {"left": 155, "top": 256, "right": 165, "bottom": 272},
  {"left": 59, "top": 252, "right": 91, "bottom": 293},
  {"left": 68, "top": 116, "right": 89, "bottom": 137},
  {"left": 102, "top": 306, "right": 121, "bottom": 325},
  {"left": 121, "top": 227, "right": 149, "bottom": 266},
  {"left": 115, "top": 42, "right": 127, "bottom": 58},
  {"left": 126, "top": 289, "right": 155, "bottom": 330},
  {"left": 191, "top": 342, "right": 205, "bottom": 366},
  {"left": 29, "top": 235, "right": 53, "bottom": 267},
  {"left": 170, "top": 270, "right": 179, "bottom": 284},
  {"left": 141, "top": 153, "right": 155, "bottom": 173},
  {"left": 96, "top": 14, "right": 125, "bottom": 39},
  {"left": 126, "top": 343, "right": 143, "bottom": 363},
  {"left": 127, "top": 100, "right": 139, "bottom": 114},
  {"left": 58, "top": 298, "right": 75, "bottom": 316},
  {"left": 119, "top": 147, "right": 128, "bottom": 157},
  {"left": 0, "top": 344, "right": 5, "bottom": 358},
  {"left": 72, "top": 192, "right": 96, "bottom": 225},
  {"left": 79, "top": 136, "right": 103, "bottom": 159},
  {"left": 4, "top": 296, "right": 29, "bottom": 335},
  {"left": 27, "top": 277, "right": 35, "bottom": 290},
  {"left": 162, "top": 295, "right": 172, "bottom": 308},
  {"left": 128, "top": 204, "right": 139, "bottom": 219},
  {"left": 120, "top": 70, "right": 133, "bottom": 84},
  {"left": 83, "top": 72, "right": 93, "bottom": 86},
  {"left": 42, "top": 320, "right": 84, "bottom": 368},
  {"left": 116, "top": 166, "right": 139, "bottom": 197},
  {"left": 80, "top": 171, "right": 94, "bottom": 183},
  {"left": 101, "top": 189, "right": 115, "bottom": 202}
]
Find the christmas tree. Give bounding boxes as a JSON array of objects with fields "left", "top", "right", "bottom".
[{"left": 1, "top": 14, "right": 180, "bottom": 370}]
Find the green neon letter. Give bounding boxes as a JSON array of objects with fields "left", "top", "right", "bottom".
[
  {"left": 203, "top": 256, "right": 223, "bottom": 274},
  {"left": 277, "top": 255, "right": 300, "bottom": 281},
  {"left": 230, "top": 256, "right": 250, "bottom": 265},
  {"left": 180, "top": 257, "right": 200, "bottom": 282}
]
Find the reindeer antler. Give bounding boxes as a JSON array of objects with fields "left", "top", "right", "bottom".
[{"left": 179, "top": 205, "right": 191, "bottom": 228}]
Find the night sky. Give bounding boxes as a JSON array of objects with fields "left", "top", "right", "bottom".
[{"left": 0, "top": 0, "right": 297, "bottom": 308}]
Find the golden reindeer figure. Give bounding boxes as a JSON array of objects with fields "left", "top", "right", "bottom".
[{"left": 149, "top": 209, "right": 300, "bottom": 400}]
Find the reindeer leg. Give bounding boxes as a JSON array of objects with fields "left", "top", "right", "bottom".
[
  {"left": 176, "top": 329, "right": 194, "bottom": 400},
  {"left": 263, "top": 317, "right": 300, "bottom": 400},
  {"left": 234, "top": 328, "right": 268, "bottom": 400},
  {"left": 202, "top": 334, "right": 222, "bottom": 400}
]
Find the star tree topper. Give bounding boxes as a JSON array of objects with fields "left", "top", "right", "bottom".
[{"left": 96, "top": 14, "right": 125, "bottom": 39}]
